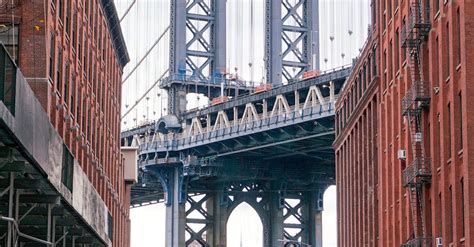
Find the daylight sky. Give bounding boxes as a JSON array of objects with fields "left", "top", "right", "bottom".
[{"left": 115, "top": 0, "right": 370, "bottom": 246}]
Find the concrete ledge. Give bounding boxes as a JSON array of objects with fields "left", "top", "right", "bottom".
[{"left": 0, "top": 69, "right": 111, "bottom": 245}]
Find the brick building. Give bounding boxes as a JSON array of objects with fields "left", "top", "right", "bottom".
[
  {"left": 0, "top": 0, "right": 131, "bottom": 246},
  {"left": 335, "top": 0, "right": 473, "bottom": 246}
]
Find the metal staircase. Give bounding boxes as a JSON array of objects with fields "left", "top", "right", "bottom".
[{"left": 400, "top": 1, "right": 432, "bottom": 246}]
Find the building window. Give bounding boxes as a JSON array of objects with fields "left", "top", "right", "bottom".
[
  {"left": 435, "top": 0, "right": 440, "bottom": 14},
  {"left": 458, "top": 92, "right": 463, "bottom": 150},
  {"left": 402, "top": 17, "right": 406, "bottom": 62},
  {"left": 71, "top": 77, "right": 75, "bottom": 116},
  {"left": 65, "top": 0, "right": 70, "bottom": 35},
  {"left": 58, "top": 0, "right": 64, "bottom": 22},
  {"left": 64, "top": 63, "right": 69, "bottom": 105},
  {"left": 72, "top": 8, "right": 77, "bottom": 48},
  {"left": 0, "top": 24, "right": 19, "bottom": 63},
  {"left": 49, "top": 32, "right": 54, "bottom": 80},
  {"left": 89, "top": 0, "right": 94, "bottom": 25},
  {"left": 388, "top": 40, "right": 393, "bottom": 81},
  {"left": 56, "top": 49, "right": 62, "bottom": 93},
  {"left": 437, "top": 113, "right": 441, "bottom": 168},
  {"left": 107, "top": 211, "right": 113, "bottom": 240},
  {"left": 456, "top": 8, "right": 461, "bottom": 66},
  {"left": 447, "top": 103, "right": 451, "bottom": 159},
  {"left": 438, "top": 192, "right": 443, "bottom": 237},
  {"left": 435, "top": 36, "right": 439, "bottom": 87},
  {"left": 78, "top": 27, "right": 82, "bottom": 62},
  {"left": 449, "top": 186, "right": 453, "bottom": 243},
  {"left": 62, "top": 144, "right": 74, "bottom": 191},
  {"left": 368, "top": 55, "right": 372, "bottom": 81},
  {"left": 461, "top": 178, "right": 465, "bottom": 237},
  {"left": 383, "top": 49, "right": 387, "bottom": 88},
  {"left": 395, "top": 29, "right": 400, "bottom": 73},
  {"left": 446, "top": 22, "right": 450, "bottom": 78},
  {"left": 371, "top": 0, "right": 376, "bottom": 25}
]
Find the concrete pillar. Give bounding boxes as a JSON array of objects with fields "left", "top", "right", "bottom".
[{"left": 165, "top": 167, "right": 186, "bottom": 247}]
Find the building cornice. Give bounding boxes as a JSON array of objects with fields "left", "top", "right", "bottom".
[{"left": 100, "top": 0, "right": 130, "bottom": 69}]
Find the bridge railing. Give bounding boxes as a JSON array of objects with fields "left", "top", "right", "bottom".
[
  {"left": 187, "top": 64, "right": 352, "bottom": 111},
  {"left": 137, "top": 95, "right": 337, "bottom": 152},
  {"left": 161, "top": 73, "right": 260, "bottom": 88}
]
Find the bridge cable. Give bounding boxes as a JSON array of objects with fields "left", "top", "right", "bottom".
[
  {"left": 121, "top": 68, "right": 170, "bottom": 120},
  {"left": 122, "top": 26, "right": 170, "bottom": 85},
  {"left": 120, "top": 0, "right": 137, "bottom": 23}
]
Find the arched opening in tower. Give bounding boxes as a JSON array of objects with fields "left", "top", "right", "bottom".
[
  {"left": 322, "top": 185, "right": 337, "bottom": 246},
  {"left": 227, "top": 202, "right": 263, "bottom": 247}
]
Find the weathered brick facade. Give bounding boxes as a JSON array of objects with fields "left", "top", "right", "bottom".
[
  {"left": 335, "top": 0, "right": 473, "bottom": 246},
  {"left": 0, "top": 0, "right": 131, "bottom": 246}
]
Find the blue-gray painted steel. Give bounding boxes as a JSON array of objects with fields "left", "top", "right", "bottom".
[{"left": 265, "top": 0, "right": 283, "bottom": 85}]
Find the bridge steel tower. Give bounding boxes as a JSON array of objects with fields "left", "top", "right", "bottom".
[
  {"left": 266, "top": 0, "right": 319, "bottom": 85},
  {"left": 152, "top": 1, "right": 324, "bottom": 246},
  {"left": 164, "top": 0, "right": 320, "bottom": 120}
]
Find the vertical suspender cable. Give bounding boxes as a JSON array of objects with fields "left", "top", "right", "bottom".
[
  {"left": 134, "top": 1, "right": 140, "bottom": 125},
  {"left": 250, "top": 0, "right": 254, "bottom": 82}
]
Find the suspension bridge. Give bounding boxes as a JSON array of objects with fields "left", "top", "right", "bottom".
[{"left": 117, "top": 0, "right": 370, "bottom": 246}]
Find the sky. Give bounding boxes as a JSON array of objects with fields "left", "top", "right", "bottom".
[{"left": 116, "top": 1, "right": 370, "bottom": 246}]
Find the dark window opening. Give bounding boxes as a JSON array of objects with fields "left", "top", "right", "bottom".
[
  {"left": 0, "top": 24, "right": 19, "bottom": 64},
  {"left": 64, "top": 63, "right": 69, "bottom": 105},
  {"left": 0, "top": 45, "right": 16, "bottom": 115},
  {"left": 49, "top": 32, "right": 54, "bottom": 80},
  {"left": 56, "top": 48, "right": 62, "bottom": 93},
  {"left": 458, "top": 92, "right": 463, "bottom": 150},
  {"left": 449, "top": 186, "right": 453, "bottom": 243},
  {"left": 447, "top": 103, "right": 451, "bottom": 158},
  {"left": 461, "top": 178, "right": 465, "bottom": 237},
  {"left": 61, "top": 144, "right": 74, "bottom": 191},
  {"left": 65, "top": 0, "right": 70, "bottom": 35},
  {"left": 456, "top": 8, "right": 461, "bottom": 66},
  {"left": 446, "top": 22, "right": 450, "bottom": 77},
  {"left": 108, "top": 211, "right": 113, "bottom": 240}
]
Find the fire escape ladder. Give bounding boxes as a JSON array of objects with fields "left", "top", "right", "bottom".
[{"left": 400, "top": 1, "right": 432, "bottom": 246}]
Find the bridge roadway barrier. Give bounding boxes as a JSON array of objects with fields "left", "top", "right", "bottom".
[{"left": 138, "top": 96, "right": 337, "bottom": 159}]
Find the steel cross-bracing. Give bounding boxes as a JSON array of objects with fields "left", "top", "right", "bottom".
[
  {"left": 167, "top": 0, "right": 228, "bottom": 117},
  {"left": 266, "top": 0, "right": 319, "bottom": 85},
  {"left": 164, "top": 0, "right": 319, "bottom": 119},
  {"left": 122, "top": 66, "right": 351, "bottom": 247}
]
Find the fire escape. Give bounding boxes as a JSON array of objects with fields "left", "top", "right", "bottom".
[{"left": 400, "top": 1, "right": 431, "bottom": 247}]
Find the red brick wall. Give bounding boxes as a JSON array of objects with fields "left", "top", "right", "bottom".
[
  {"left": 334, "top": 25, "right": 380, "bottom": 246},
  {"left": 336, "top": 0, "right": 473, "bottom": 246},
  {"left": 0, "top": 1, "right": 130, "bottom": 246}
]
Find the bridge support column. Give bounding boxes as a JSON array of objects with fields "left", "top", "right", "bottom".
[
  {"left": 302, "top": 191, "right": 324, "bottom": 247},
  {"left": 163, "top": 167, "right": 186, "bottom": 247},
  {"left": 267, "top": 192, "right": 285, "bottom": 247},
  {"left": 205, "top": 191, "right": 228, "bottom": 247}
]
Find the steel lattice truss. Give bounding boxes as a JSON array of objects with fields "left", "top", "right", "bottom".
[
  {"left": 281, "top": 0, "right": 311, "bottom": 81},
  {"left": 265, "top": 0, "right": 318, "bottom": 84},
  {"left": 186, "top": 0, "right": 214, "bottom": 80},
  {"left": 283, "top": 197, "right": 306, "bottom": 243},
  {"left": 185, "top": 194, "right": 212, "bottom": 246}
]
